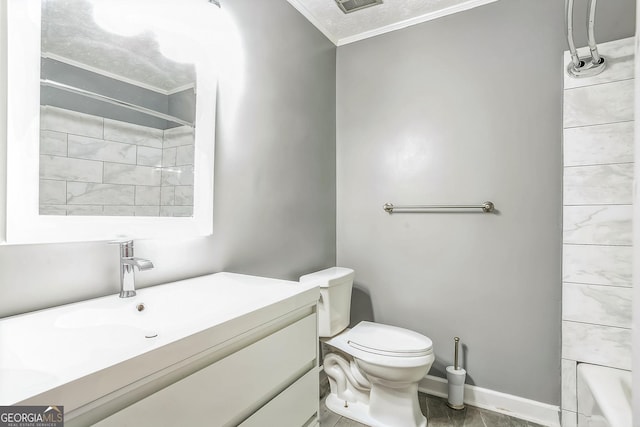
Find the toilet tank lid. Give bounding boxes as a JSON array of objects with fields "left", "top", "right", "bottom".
[
  {"left": 347, "top": 321, "right": 433, "bottom": 356},
  {"left": 299, "top": 267, "right": 354, "bottom": 287}
]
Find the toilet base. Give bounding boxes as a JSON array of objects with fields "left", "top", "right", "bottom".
[
  {"left": 325, "top": 393, "right": 380, "bottom": 427},
  {"left": 325, "top": 393, "right": 427, "bottom": 427}
]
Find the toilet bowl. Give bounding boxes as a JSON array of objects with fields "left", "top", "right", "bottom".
[{"left": 300, "top": 268, "right": 434, "bottom": 427}]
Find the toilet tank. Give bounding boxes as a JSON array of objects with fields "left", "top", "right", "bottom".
[{"left": 299, "top": 267, "right": 354, "bottom": 337}]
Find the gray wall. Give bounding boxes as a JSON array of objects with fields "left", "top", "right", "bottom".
[
  {"left": 168, "top": 89, "right": 196, "bottom": 128},
  {"left": 336, "top": 0, "right": 635, "bottom": 404},
  {"left": 0, "top": 0, "right": 336, "bottom": 318}
]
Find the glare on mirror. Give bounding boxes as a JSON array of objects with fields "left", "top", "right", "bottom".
[{"left": 39, "top": 0, "right": 205, "bottom": 218}]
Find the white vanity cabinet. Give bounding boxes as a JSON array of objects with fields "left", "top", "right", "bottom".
[
  {"left": 92, "top": 312, "right": 318, "bottom": 427},
  {"left": 1, "top": 274, "right": 320, "bottom": 427}
]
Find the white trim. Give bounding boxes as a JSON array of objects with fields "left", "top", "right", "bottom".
[
  {"left": 42, "top": 52, "right": 195, "bottom": 96},
  {"left": 418, "top": 375, "right": 561, "bottom": 427},
  {"left": 285, "top": 0, "right": 339, "bottom": 45},
  {"left": 287, "top": 0, "right": 496, "bottom": 47},
  {"left": 337, "top": 0, "right": 498, "bottom": 46}
]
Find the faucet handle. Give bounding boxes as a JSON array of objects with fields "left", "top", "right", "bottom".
[{"left": 109, "top": 240, "right": 134, "bottom": 257}]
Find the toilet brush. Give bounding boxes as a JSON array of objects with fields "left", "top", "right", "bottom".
[{"left": 446, "top": 337, "right": 466, "bottom": 410}]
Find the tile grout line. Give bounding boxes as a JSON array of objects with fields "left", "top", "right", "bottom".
[
  {"left": 563, "top": 162, "right": 634, "bottom": 168},
  {"left": 563, "top": 281, "right": 633, "bottom": 289},
  {"left": 563, "top": 76, "right": 635, "bottom": 91},
  {"left": 563, "top": 118, "right": 634, "bottom": 130},
  {"left": 563, "top": 242, "right": 632, "bottom": 247},
  {"left": 562, "top": 318, "right": 632, "bottom": 330},
  {"left": 562, "top": 118, "right": 634, "bottom": 129}
]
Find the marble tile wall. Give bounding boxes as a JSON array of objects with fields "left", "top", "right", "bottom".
[
  {"left": 39, "top": 106, "right": 194, "bottom": 217},
  {"left": 160, "top": 126, "right": 195, "bottom": 215},
  {"left": 561, "top": 37, "right": 634, "bottom": 427}
]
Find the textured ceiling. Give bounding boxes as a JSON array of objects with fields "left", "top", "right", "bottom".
[
  {"left": 286, "top": 0, "right": 497, "bottom": 45},
  {"left": 42, "top": 0, "right": 497, "bottom": 87},
  {"left": 41, "top": 0, "right": 196, "bottom": 92}
]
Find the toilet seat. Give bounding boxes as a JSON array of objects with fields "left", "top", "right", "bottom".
[
  {"left": 347, "top": 321, "right": 433, "bottom": 358},
  {"left": 323, "top": 321, "right": 434, "bottom": 369}
]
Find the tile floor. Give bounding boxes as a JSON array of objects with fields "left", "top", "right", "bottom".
[{"left": 319, "top": 392, "right": 547, "bottom": 427}]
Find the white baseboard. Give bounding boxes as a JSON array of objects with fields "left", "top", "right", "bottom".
[{"left": 418, "top": 375, "right": 561, "bottom": 427}]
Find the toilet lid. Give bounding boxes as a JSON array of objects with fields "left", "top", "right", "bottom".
[{"left": 347, "top": 321, "right": 433, "bottom": 357}]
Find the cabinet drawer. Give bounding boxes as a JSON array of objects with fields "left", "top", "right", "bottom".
[
  {"left": 95, "top": 313, "right": 317, "bottom": 427},
  {"left": 239, "top": 368, "right": 318, "bottom": 427}
]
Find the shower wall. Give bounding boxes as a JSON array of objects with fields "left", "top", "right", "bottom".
[{"left": 561, "top": 37, "right": 635, "bottom": 427}]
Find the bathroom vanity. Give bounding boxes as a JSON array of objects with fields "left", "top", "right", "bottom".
[{"left": 0, "top": 273, "right": 320, "bottom": 426}]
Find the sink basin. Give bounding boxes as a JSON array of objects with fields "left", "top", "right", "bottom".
[{"left": 0, "top": 272, "right": 319, "bottom": 410}]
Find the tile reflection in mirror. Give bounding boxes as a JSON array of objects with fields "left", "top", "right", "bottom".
[{"left": 39, "top": 106, "right": 194, "bottom": 217}]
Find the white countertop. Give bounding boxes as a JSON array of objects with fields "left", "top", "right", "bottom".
[{"left": 0, "top": 273, "right": 319, "bottom": 410}]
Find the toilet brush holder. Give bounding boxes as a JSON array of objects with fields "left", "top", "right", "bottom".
[
  {"left": 446, "top": 337, "right": 466, "bottom": 410},
  {"left": 446, "top": 365, "right": 466, "bottom": 410}
]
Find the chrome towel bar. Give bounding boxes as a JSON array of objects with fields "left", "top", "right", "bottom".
[{"left": 383, "top": 201, "right": 495, "bottom": 214}]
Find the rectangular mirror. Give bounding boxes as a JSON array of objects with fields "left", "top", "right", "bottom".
[{"left": 4, "top": 0, "right": 218, "bottom": 243}]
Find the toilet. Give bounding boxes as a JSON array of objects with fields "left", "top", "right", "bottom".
[{"left": 300, "top": 267, "right": 434, "bottom": 427}]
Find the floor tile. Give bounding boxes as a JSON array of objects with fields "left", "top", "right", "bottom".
[
  {"left": 334, "top": 417, "right": 369, "bottom": 427},
  {"left": 425, "top": 394, "right": 451, "bottom": 424},
  {"left": 479, "top": 409, "right": 512, "bottom": 427},
  {"left": 319, "top": 398, "right": 341, "bottom": 427},
  {"left": 426, "top": 395, "right": 485, "bottom": 427},
  {"left": 454, "top": 406, "right": 486, "bottom": 427},
  {"left": 506, "top": 416, "right": 531, "bottom": 427},
  {"left": 320, "top": 392, "right": 535, "bottom": 427}
]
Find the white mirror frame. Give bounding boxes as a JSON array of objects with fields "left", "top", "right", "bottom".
[{"left": 2, "top": 0, "right": 215, "bottom": 244}]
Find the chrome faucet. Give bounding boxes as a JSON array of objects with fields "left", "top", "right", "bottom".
[{"left": 116, "top": 240, "right": 154, "bottom": 298}]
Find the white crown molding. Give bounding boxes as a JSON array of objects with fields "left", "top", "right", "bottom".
[
  {"left": 285, "top": 0, "right": 339, "bottom": 45},
  {"left": 419, "top": 375, "right": 561, "bottom": 427},
  {"left": 42, "top": 52, "right": 195, "bottom": 96},
  {"left": 337, "top": 0, "right": 498, "bottom": 46},
  {"left": 288, "top": 0, "right": 498, "bottom": 47}
]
